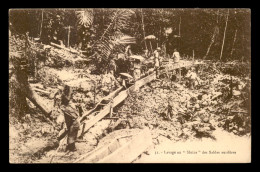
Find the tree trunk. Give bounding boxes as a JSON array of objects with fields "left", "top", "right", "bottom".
[
  {"left": 204, "top": 9, "right": 220, "bottom": 60},
  {"left": 67, "top": 26, "right": 71, "bottom": 48},
  {"left": 39, "top": 10, "right": 43, "bottom": 38},
  {"left": 216, "top": 9, "right": 219, "bottom": 24},
  {"left": 193, "top": 50, "right": 195, "bottom": 62},
  {"left": 204, "top": 38, "right": 214, "bottom": 60},
  {"left": 9, "top": 75, "right": 28, "bottom": 119},
  {"left": 230, "top": 29, "right": 237, "bottom": 58},
  {"left": 179, "top": 16, "right": 181, "bottom": 37},
  {"left": 204, "top": 26, "right": 218, "bottom": 60},
  {"left": 140, "top": 9, "right": 148, "bottom": 50},
  {"left": 220, "top": 9, "right": 229, "bottom": 61},
  {"left": 159, "top": 26, "right": 162, "bottom": 46},
  {"left": 149, "top": 41, "right": 153, "bottom": 52},
  {"left": 24, "top": 84, "right": 52, "bottom": 116}
]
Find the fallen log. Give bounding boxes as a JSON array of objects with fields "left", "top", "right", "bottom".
[
  {"left": 50, "top": 42, "right": 83, "bottom": 56},
  {"left": 32, "top": 88, "right": 51, "bottom": 95},
  {"left": 24, "top": 84, "right": 52, "bottom": 116},
  {"left": 15, "top": 68, "right": 52, "bottom": 116}
]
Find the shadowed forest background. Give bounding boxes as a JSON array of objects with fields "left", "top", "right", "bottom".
[{"left": 9, "top": 8, "right": 250, "bottom": 62}]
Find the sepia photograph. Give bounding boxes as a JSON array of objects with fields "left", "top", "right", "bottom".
[{"left": 9, "top": 8, "right": 251, "bottom": 163}]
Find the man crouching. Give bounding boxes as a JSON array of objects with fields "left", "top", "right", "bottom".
[{"left": 60, "top": 85, "right": 80, "bottom": 152}]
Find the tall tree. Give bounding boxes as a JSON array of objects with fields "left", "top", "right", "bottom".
[
  {"left": 204, "top": 9, "right": 220, "bottom": 60},
  {"left": 140, "top": 8, "right": 148, "bottom": 50},
  {"left": 230, "top": 29, "right": 237, "bottom": 58},
  {"left": 220, "top": 9, "right": 229, "bottom": 61}
]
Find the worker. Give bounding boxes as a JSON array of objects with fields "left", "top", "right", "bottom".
[
  {"left": 117, "top": 75, "right": 129, "bottom": 89},
  {"left": 154, "top": 47, "right": 162, "bottom": 79},
  {"left": 125, "top": 45, "right": 133, "bottom": 59},
  {"left": 167, "top": 100, "right": 174, "bottom": 120},
  {"left": 172, "top": 48, "right": 181, "bottom": 80},
  {"left": 154, "top": 47, "right": 163, "bottom": 64},
  {"left": 133, "top": 59, "right": 141, "bottom": 80},
  {"left": 154, "top": 56, "right": 160, "bottom": 79},
  {"left": 185, "top": 67, "right": 199, "bottom": 90},
  {"left": 172, "top": 48, "right": 180, "bottom": 63},
  {"left": 60, "top": 85, "right": 80, "bottom": 152},
  {"left": 143, "top": 49, "right": 149, "bottom": 58}
]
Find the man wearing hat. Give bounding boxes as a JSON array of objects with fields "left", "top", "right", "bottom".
[{"left": 60, "top": 85, "right": 80, "bottom": 151}]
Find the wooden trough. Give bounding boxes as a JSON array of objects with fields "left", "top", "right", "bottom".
[
  {"left": 74, "top": 128, "right": 153, "bottom": 163},
  {"left": 79, "top": 60, "right": 204, "bottom": 135}
]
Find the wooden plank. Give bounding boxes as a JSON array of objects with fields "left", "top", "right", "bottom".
[
  {"left": 79, "top": 86, "right": 123, "bottom": 122},
  {"left": 134, "top": 72, "right": 156, "bottom": 91},
  {"left": 103, "top": 86, "right": 124, "bottom": 102},
  {"left": 83, "top": 90, "right": 129, "bottom": 132},
  {"left": 98, "top": 128, "right": 153, "bottom": 163}
]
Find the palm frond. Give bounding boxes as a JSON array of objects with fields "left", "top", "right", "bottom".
[
  {"left": 112, "top": 35, "right": 136, "bottom": 45},
  {"left": 93, "top": 9, "right": 136, "bottom": 59},
  {"left": 76, "top": 9, "right": 94, "bottom": 27},
  {"left": 111, "top": 9, "right": 135, "bottom": 32},
  {"left": 90, "top": 9, "right": 136, "bottom": 73},
  {"left": 98, "top": 9, "right": 135, "bottom": 41}
]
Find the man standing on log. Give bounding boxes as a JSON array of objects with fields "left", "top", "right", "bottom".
[{"left": 60, "top": 85, "right": 80, "bottom": 152}]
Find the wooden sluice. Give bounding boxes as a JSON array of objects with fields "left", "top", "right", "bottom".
[
  {"left": 59, "top": 59, "right": 205, "bottom": 163},
  {"left": 79, "top": 60, "right": 204, "bottom": 135}
]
